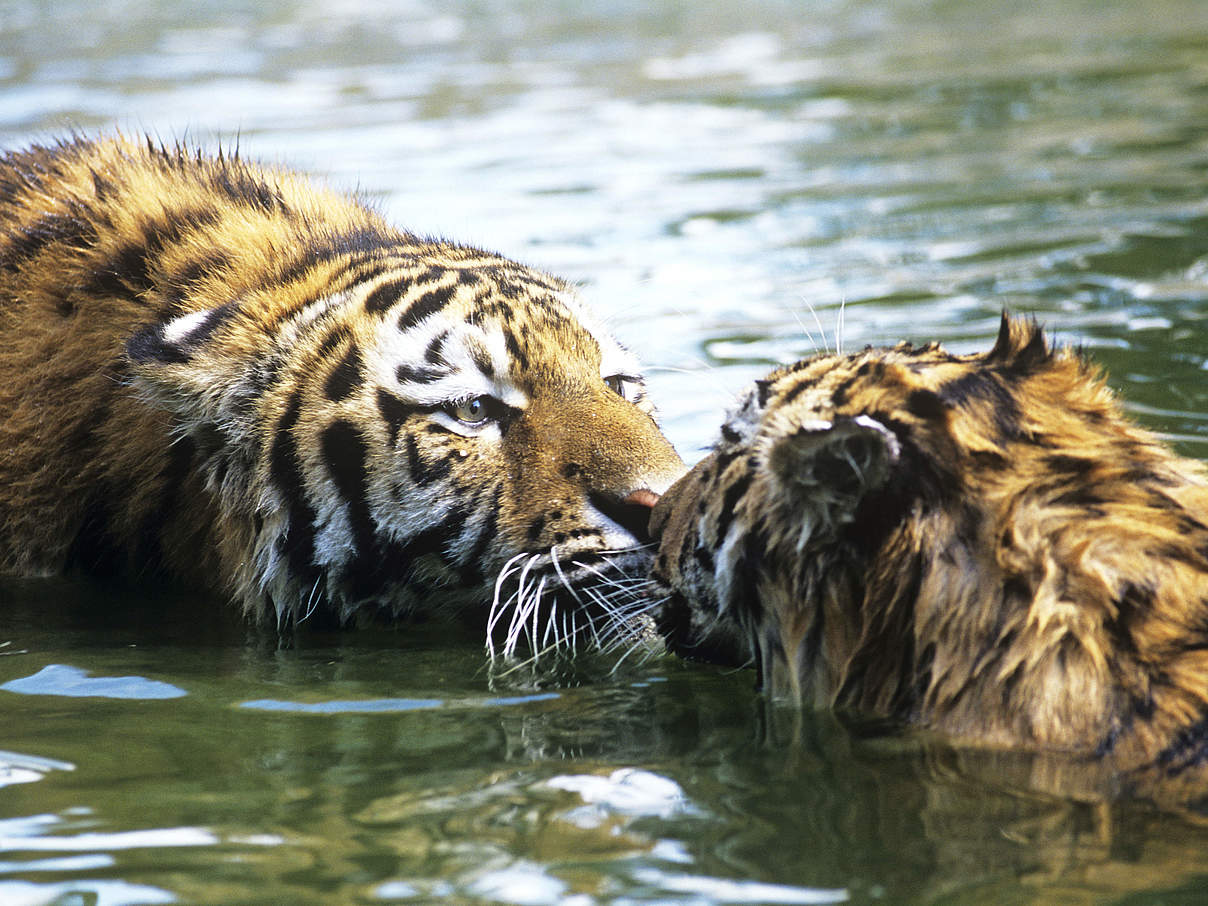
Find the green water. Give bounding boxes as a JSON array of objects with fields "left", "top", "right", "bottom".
[{"left": 5, "top": 0, "right": 1208, "bottom": 902}]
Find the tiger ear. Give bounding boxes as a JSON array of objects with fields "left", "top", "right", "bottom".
[
  {"left": 125, "top": 302, "right": 247, "bottom": 425},
  {"left": 766, "top": 414, "right": 900, "bottom": 512},
  {"left": 126, "top": 302, "right": 240, "bottom": 367}
]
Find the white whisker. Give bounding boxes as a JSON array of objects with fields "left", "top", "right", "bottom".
[
  {"left": 789, "top": 307, "right": 822, "bottom": 355},
  {"left": 487, "top": 551, "right": 531, "bottom": 658},
  {"left": 551, "top": 546, "right": 586, "bottom": 607},
  {"left": 527, "top": 575, "right": 548, "bottom": 654},
  {"left": 298, "top": 575, "right": 323, "bottom": 623},
  {"left": 486, "top": 543, "right": 661, "bottom": 670},
  {"left": 837, "top": 295, "right": 847, "bottom": 355},
  {"left": 804, "top": 299, "right": 830, "bottom": 355}
]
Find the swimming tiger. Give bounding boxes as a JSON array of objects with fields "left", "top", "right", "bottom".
[
  {"left": 0, "top": 134, "right": 684, "bottom": 647},
  {"left": 650, "top": 314, "right": 1208, "bottom": 769}
]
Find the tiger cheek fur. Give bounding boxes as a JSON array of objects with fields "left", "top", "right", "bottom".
[
  {"left": 651, "top": 314, "right": 1208, "bottom": 771},
  {"left": 0, "top": 135, "right": 685, "bottom": 637}
]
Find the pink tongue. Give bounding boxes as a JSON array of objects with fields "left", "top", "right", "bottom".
[{"left": 623, "top": 489, "right": 660, "bottom": 509}]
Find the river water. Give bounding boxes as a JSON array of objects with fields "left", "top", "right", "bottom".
[{"left": 4, "top": 1, "right": 1208, "bottom": 903}]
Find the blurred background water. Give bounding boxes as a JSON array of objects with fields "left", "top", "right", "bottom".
[{"left": 4, "top": 1, "right": 1208, "bottom": 903}]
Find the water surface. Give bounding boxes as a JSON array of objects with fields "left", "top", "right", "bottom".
[{"left": 4, "top": 1, "right": 1208, "bottom": 902}]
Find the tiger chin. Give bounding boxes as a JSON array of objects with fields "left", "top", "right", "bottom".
[
  {"left": 0, "top": 134, "right": 684, "bottom": 652},
  {"left": 650, "top": 314, "right": 1208, "bottom": 771}
]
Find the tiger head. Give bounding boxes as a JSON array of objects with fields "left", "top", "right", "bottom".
[
  {"left": 126, "top": 241, "right": 684, "bottom": 645},
  {"left": 649, "top": 314, "right": 1208, "bottom": 760}
]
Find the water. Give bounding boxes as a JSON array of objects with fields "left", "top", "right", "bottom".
[{"left": 4, "top": 0, "right": 1208, "bottom": 902}]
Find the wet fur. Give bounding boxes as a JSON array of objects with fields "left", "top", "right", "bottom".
[
  {"left": 651, "top": 315, "right": 1208, "bottom": 769},
  {"left": 0, "top": 135, "right": 684, "bottom": 635}
]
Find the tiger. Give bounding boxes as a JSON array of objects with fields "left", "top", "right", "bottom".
[
  {"left": 0, "top": 134, "right": 685, "bottom": 647},
  {"left": 649, "top": 314, "right": 1208, "bottom": 771}
]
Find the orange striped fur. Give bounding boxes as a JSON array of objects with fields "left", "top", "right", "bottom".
[
  {"left": 652, "top": 316, "right": 1208, "bottom": 769},
  {"left": 0, "top": 135, "right": 683, "bottom": 637}
]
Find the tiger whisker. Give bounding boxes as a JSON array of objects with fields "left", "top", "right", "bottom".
[
  {"left": 837, "top": 295, "right": 847, "bottom": 356},
  {"left": 789, "top": 307, "right": 822, "bottom": 355},
  {"left": 299, "top": 575, "right": 324, "bottom": 623},
  {"left": 503, "top": 556, "right": 544, "bottom": 658},
  {"left": 551, "top": 546, "right": 588, "bottom": 608},
  {"left": 571, "top": 557, "right": 640, "bottom": 596},
  {"left": 487, "top": 551, "right": 532, "bottom": 659},
  {"left": 579, "top": 583, "right": 647, "bottom": 653},
  {"left": 528, "top": 575, "right": 549, "bottom": 654}
]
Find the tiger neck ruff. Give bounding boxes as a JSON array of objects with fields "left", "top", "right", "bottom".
[{"left": 0, "top": 135, "right": 684, "bottom": 643}]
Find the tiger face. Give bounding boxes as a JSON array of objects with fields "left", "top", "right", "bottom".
[
  {"left": 651, "top": 315, "right": 1208, "bottom": 767},
  {"left": 0, "top": 136, "right": 684, "bottom": 647}
]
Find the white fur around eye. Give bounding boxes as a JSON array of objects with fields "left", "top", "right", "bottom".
[{"left": 428, "top": 410, "right": 502, "bottom": 439}]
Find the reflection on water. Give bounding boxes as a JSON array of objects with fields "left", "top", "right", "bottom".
[{"left": 5, "top": 0, "right": 1208, "bottom": 903}]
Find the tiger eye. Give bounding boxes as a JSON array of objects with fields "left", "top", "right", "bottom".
[{"left": 451, "top": 396, "right": 490, "bottom": 424}]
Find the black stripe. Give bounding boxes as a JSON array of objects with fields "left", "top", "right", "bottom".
[
  {"left": 780, "top": 370, "right": 829, "bottom": 407},
  {"left": 403, "top": 432, "right": 453, "bottom": 484},
  {"left": 315, "top": 324, "right": 350, "bottom": 358},
  {"left": 376, "top": 389, "right": 442, "bottom": 448},
  {"left": 1156, "top": 714, "right": 1208, "bottom": 776},
  {"left": 1, "top": 210, "right": 98, "bottom": 274},
  {"left": 472, "top": 297, "right": 515, "bottom": 325},
  {"left": 458, "top": 499, "right": 498, "bottom": 584},
  {"left": 398, "top": 283, "right": 457, "bottom": 331},
  {"left": 938, "top": 371, "right": 1022, "bottom": 442},
  {"left": 321, "top": 420, "right": 375, "bottom": 557},
  {"left": 377, "top": 389, "right": 410, "bottom": 448},
  {"left": 210, "top": 164, "right": 288, "bottom": 215},
  {"left": 346, "top": 502, "right": 470, "bottom": 601},
  {"left": 269, "top": 391, "right": 320, "bottom": 585},
  {"left": 503, "top": 327, "right": 530, "bottom": 373},
  {"left": 424, "top": 331, "right": 449, "bottom": 364},
  {"left": 163, "top": 251, "right": 232, "bottom": 309},
  {"left": 183, "top": 300, "right": 240, "bottom": 347},
  {"left": 526, "top": 513, "right": 546, "bottom": 543},
  {"left": 830, "top": 373, "right": 860, "bottom": 407},
  {"left": 88, "top": 206, "right": 229, "bottom": 304},
  {"left": 755, "top": 380, "right": 773, "bottom": 407},
  {"left": 904, "top": 388, "right": 947, "bottom": 421},
  {"left": 403, "top": 433, "right": 423, "bottom": 483},
  {"left": 324, "top": 343, "right": 364, "bottom": 401},
  {"left": 133, "top": 433, "right": 198, "bottom": 570},
  {"left": 470, "top": 344, "right": 495, "bottom": 379},
  {"left": 268, "top": 226, "right": 400, "bottom": 294},
  {"left": 396, "top": 363, "right": 445, "bottom": 384},
  {"left": 127, "top": 324, "right": 183, "bottom": 365},
  {"left": 364, "top": 276, "right": 412, "bottom": 315},
  {"left": 391, "top": 522, "right": 452, "bottom": 566},
  {"left": 712, "top": 468, "right": 754, "bottom": 545}
]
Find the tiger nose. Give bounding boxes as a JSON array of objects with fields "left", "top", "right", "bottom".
[
  {"left": 623, "top": 488, "right": 660, "bottom": 508},
  {"left": 588, "top": 487, "right": 662, "bottom": 543}
]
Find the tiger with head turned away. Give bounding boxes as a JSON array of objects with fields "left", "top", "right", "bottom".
[
  {"left": 650, "top": 314, "right": 1208, "bottom": 772},
  {"left": 0, "top": 135, "right": 684, "bottom": 654}
]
